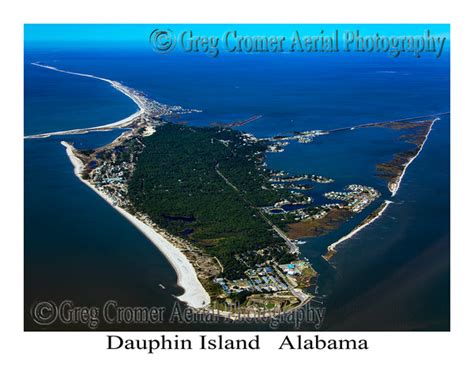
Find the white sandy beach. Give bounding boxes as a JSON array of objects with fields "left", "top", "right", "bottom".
[
  {"left": 31, "top": 63, "right": 144, "bottom": 107},
  {"left": 24, "top": 110, "right": 143, "bottom": 139},
  {"left": 325, "top": 200, "right": 393, "bottom": 259},
  {"left": 25, "top": 63, "right": 146, "bottom": 139},
  {"left": 61, "top": 141, "right": 211, "bottom": 309},
  {"left": 389, "top": 117, "right": 440, "bottom": 196}
]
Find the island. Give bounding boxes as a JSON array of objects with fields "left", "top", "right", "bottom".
[
  {"left": 27, "top": 63, "right": 441, "bottom": 317},
  {"left": 63, "top": 121, "right": 327, "bottom": 315},
  {"left": 60, "top": 114, "right": 387, "bottom": 316}
]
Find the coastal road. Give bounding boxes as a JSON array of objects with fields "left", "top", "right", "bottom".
[
  {"left": 272, "top": 263, "right": 309, "bottom": 303},
  {"left": 215, "top": 164, "right": 306, "bottom": 303}
]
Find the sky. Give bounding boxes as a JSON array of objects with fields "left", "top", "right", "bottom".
[{"left": 24, "top": 24, "right": 450, "bottom": 47}]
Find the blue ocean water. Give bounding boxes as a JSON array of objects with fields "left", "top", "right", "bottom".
[
  {"left": 24, "top": 46, "right": 449, "bottom": 330},
  {"left": 25, "top": 60, "right": 137, "bottom": 135}
]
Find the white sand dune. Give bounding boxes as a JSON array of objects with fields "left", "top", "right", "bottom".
[{"left": 61, "top": 141, "right": 210, "bottom": 309}]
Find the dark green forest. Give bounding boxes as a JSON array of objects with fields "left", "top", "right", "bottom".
[{"left": 127, "top": 123, "right": 292, "bottom": 278}]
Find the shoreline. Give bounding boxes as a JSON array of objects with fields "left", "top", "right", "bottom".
[
  {"left": 322, "top": 117, "right": 441, "bottom": 260},
  {"left": 61, "top": 141, "right": 211, "bottom": 309},
  {"left": 25, "top": 63, "right": 145, "bottom": 139},
  {"left": 323, "top": 200, "right": 393, "bottom": 261},
  {"left": 389, "top": 117, "right": 440, "bottom": 196}
]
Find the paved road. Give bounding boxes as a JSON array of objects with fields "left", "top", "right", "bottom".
[{"left": 215, "top": 163, "right": 299, "bottom": 256}]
